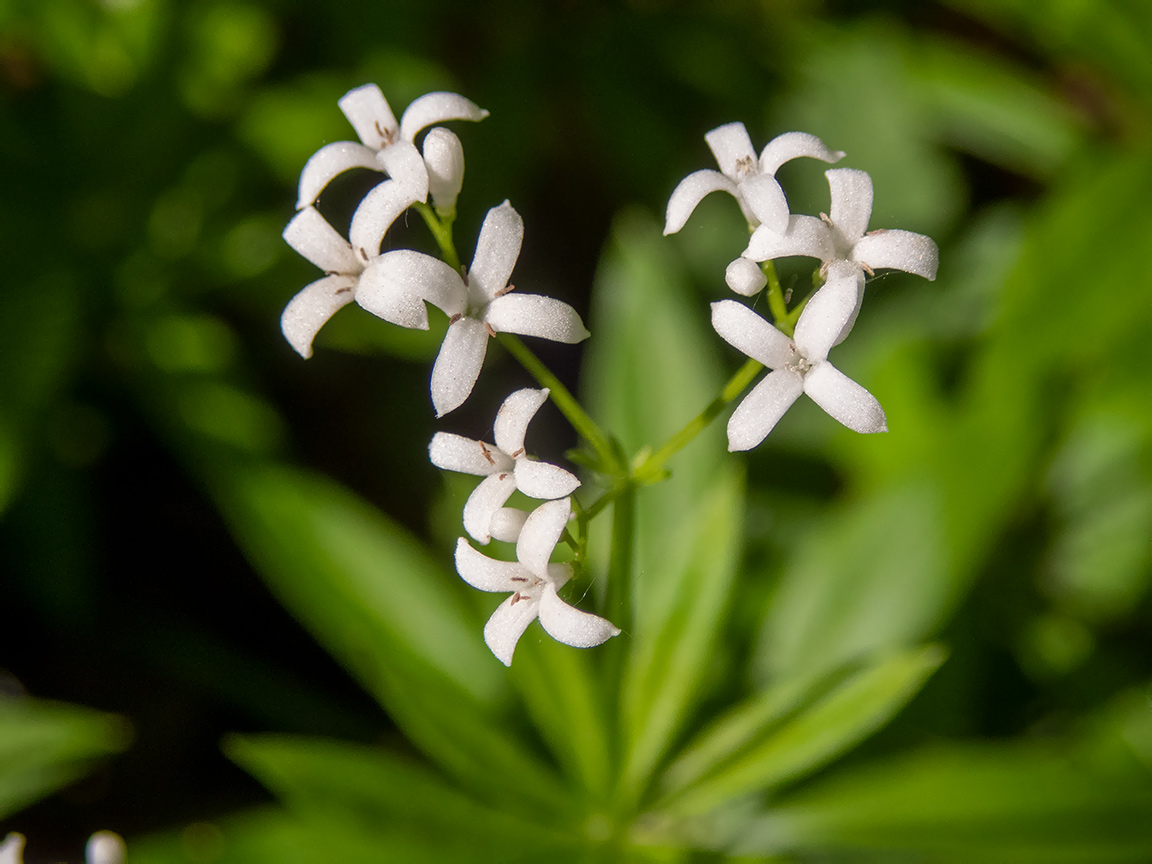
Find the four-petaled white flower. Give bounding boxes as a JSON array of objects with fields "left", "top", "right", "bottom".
[
  {"left": 296, "top": 84, "right": 488, "bottom": 216},
  {"left": 430, "top": 388, "right": 580, "bottom": 544},
  {"left": 664, "top": 123, "right": 845, "bottom": 236},
  {"left": 711, "top": 272, "right": 887, "bottom": 451},
  {"left": 356, "top": 200, "right": 590, "bottom": 417},
  {"left": 455, "top": 497, "right": 620, "bottom": 666}
]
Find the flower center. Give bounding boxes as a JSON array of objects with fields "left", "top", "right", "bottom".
[
  {"left": 784, "top": 343, "right": 811, "bottom": 375},
  {"left": 734, "top": 155, "right": 756, "bottom": 180}
]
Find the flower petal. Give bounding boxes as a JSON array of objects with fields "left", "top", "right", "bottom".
[
  {"left": 423, "top": 127, "right": 465, "bottom": 214},
  {"left": 430, "top": 317, "right": 489, "bottom": 417},
  {"left": 283, "top": 207, "right": 360, "bottom": 274},
  {"left": 296, "top": 141, "right": 381, "bottom": 209},
  {"left": 484, "top": 294, "right": 590, "bottom": 343},
  {"left": 803, "top": 361, "right": 887, "bottom": 433},
  {"left": 758, "top": 131, "right": 845, "bottom": 175},
  {"left": 356, "top": 250, "right": 465, "bottom": 329},
  {"left": 339, "top": 83, "right": 398, "bottom": 149},
  {"left": 428, "top": 431, "right": 508, "bottom": 475},
  {"left": 483, "top": 592, "right": 541, "bottom": 666},
  {"left": 538, "top": 581, "right": 621, "bottom": 648},
  {"left": 514, "top": 459, "right": 580, "bottom": 500},
  {"left": 493, "top": 387, "right": 549, "bottom": 455},
  {"left": 793, "top": 274, "right": 860, "bottom": 362},
  {"left": 490, "top": 507, "right": 529, "bottom": 543},
  {"left": 711, "top": 300, "right": 795, "bottom": 369},
  {"left": 399, "top": 91, "right": 490, "bottom": 142},
  {"left": 663, "top": 169, "right": 738, "bottom": 235},
  {"left": 516, "top": 497, "right": 570, "bottom": 577},
  {"left": 463, "top": 472, "right": 518, "bottom": 544},
  {"left": 705, "top": 122, "right": 757, "bottom": 181},
  {"left": 348, "top": 179, "right": 420, "bottom": 259},
  {"left": 852, "top": 229, "right": 939, "bottom": 280},
  {"left": 725, "top": 257, "right": 767, "bottom": 297},
  {"left": 738, "top": 173, "right": 789, "bottom": 233},
  {"left": 467, "top": 200, "right": 523, "bottom": 301},
  {"left": 744, "top": 215, "right": 834, "bottom": 263},
  {"left": 280, "top": 274, "right": 358, "bottom": 359},
  {"left": 455, "top": 537, "right": 533, "bottom": 592},
  {"left": 727, "top": 369, "right": 804, "bottom": 451},
  {"left": 375, "top": 139, "right": 429, "bottom": 201},
  {"left": 826, "top": 168, "right": 873, "bottom": 244}
]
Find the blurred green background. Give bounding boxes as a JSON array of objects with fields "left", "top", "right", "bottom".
[{"left": 2, "top": 0, "right": 1151, "bottom": 860}]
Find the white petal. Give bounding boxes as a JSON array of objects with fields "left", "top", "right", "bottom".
[
  {"left": 338, "top": 83, "right": 398, "bottom": 149},
  {"left": 428, "top": 431, "right": 509, "bottom": 475},
  {"left": 423, "top": 127, "right": 465, "bottom": 214},
  {"left": 803, "top": 361, "right": 887, "bottom": 433},
  {"left": 710, "top": 300, "right": 795, "bottom": 369},
  {"left": 514, "top": 459, "right": 580, "bottom": 500},
  {"left": 793, "top": 275, "right": 860, "bottom": 362},
  {"left": 744, "top": 214, "right": 835, "bottom": 263},
  {"left": 280, "top": 274, "right": 358, "bottom": 358},
  {"left": 725, "top": 257, "right": 767, "bottom": 297},
  {"left": 430, "top": 317, "right": 489, "bottom": 417},
  {"left": 483, "top": 592, "right": 541, "bottom": 666},
  {"left": 738, "top": 173, "right": 790, "bottom": 233},
  {"left": 399, "top": 91, "right": 490, "bottom": 142},
  {"left": 356, "top": 250, "right": 466, "bottom": 329},
  {"left": 822, "top": 260, "right": 867, "bottom": 346},
  {"left": 463, "top": 472, "right": 518, "bottom": 544},
  {"left": 852, "top": 229, "right": 939, "bottom": 280},
  {"left": 516, "top": 497, "right": 570, "bottom": 578},
  {"left": 296, "top": 141, "right": 381, "bottom": 209},
  {"left": 663, "top": 169, "right": 738, "bottom": 235},
  {"left": 2, "top": 834, "right": 26, "bottom": 864},
  {"left": 705, "top": 122, "right": 757, "bottom": 181},
  {"left": 758, "top": 131, "right": 845, "bottom": 175},
  {"left": 538, "top": 581, "right": 621, "bottom": 648},
  {"left": 467, "top": 200, "right": 523, "bottom": 301},
  {"left": 283, "top": 207, "right": 359, "bottom": 274},
  {"left": 86, "top": 832, "right": 126, "bottom": 864},
  {"left": 490, "top": 507, "right": 529, "bottom": 543},
  {"left": 484, "top": 294, "right": 590, "bottom": 343},
  {"left": 348, "top": 179, "right": 420, "bottom": 259},
  {"left": 826, "top": 168, "right": 873, "bottom": 244},
  {"left": 376, "top": 139, "right": 429, "bottom": 201},
  {"left": 493, "top": 387, "right": 549, "bottom": 455},
  {"left": 727, "top": 369, "right": 804, "bottom": 451},
  {"left": 455, "top": 538, "right": 533, "bottom": 592}
]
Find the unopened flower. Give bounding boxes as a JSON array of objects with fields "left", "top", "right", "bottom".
[
  {"left": 712, "top": 273, "right": 887, "bottom": 450},
  {"left": 356, "top": 200, "right": 590, "bottom": 416},
  {"left": 296, "top": 84, "right": 488, "bottom": 211},
  {"left": 455, "top": 498, "right": 620, "bottom": 666},
  {"left": 430, "top": 388, "right": 580, "bottom": 544},
  {"left": 665, "top": 124, "right": 844, "bottom": 236}
]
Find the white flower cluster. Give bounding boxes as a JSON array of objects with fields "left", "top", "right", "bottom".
[
  {"left": 1, "top": 831, "right": 124, "bottom": 864},
  {"left": 665, "top": 123, "right": 939, "bottom": 450},
  {"left": 282, "top": 86, "right": 617, "bottom": 666}
]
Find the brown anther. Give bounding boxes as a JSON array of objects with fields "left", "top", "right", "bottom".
[
  {"left": 460, "top": 265, "right": 469, "bottom": 285},
  {"left": 374, "top": 121, "right": 397, "bottom": 146},
  {"left": 819, "top": 212, "right": 834, "bottom": 226},
  {"left": 335, "top": 286, "right": 352, "bottom": 295},
  {"left": 861, "top": 262, "right": 875, "bottom": 277},
  {"left": 448, "top": 313, "right": 463, "bottom": 325},
  {"left": 358, "top": 247, "right": 369, "bottom": 262},
  {"left": 510, "top": 576, "right": 529, "bottom": 583},
  {"left": 484, "top": 322, "right": 497, "bottom": 338},
  {"left": 510, "top": 591, "right": 525, "bottom": 605},
  {"left": 479, "top": 441, "right": 495, "bottom": 465},
  {"left": 865, "top": 228, "right": 888, "bottom": 236},
  {"left": 498, "top": 472, "right": 510, "bottom": 481},
  {"left": 511, "top": 448, "right": 525, "bottom": 458},
  {"left": 494, "top": 283, "right": 514, "bottom": 297}
]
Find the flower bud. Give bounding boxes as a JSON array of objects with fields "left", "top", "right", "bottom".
[
  {"left": 423, "top": 127, "right": 465, "bottom": 216},
  {"left": 725, "top": 256, "right": 767, "bottom": 297}
]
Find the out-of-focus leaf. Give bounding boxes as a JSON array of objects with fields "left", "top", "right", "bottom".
[
  {"left": 733, "top": 742, "right": 1152, "bottom": 862},
  {"left": 658, "top": 645, "right": 944, "bottom": 815},
  {"left": 0, "top": 697, "right": 130, "bottom": 819},
  {"left": 227, "top": 735, "right": 579, "bottom": 858},
  {"left": 216, "top": 464, "right": 569, "bottom": 811}
]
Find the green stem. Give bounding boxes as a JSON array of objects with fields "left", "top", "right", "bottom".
[
  {"left": 498, "top": 334, "right": 621, "bottom": 473},
  {"left": 414, "top": 201, "right": 461, "bottom": 272},
  {"left": 632, "top": 357, "right": 762, "bottom": 484},
  {"left": 604, "top": 486, "right": 635, "bottom": 635},
  {"left": 761, "top": 260, "right": 792, "bottom": 335}
]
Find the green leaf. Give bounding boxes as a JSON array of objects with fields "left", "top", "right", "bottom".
[
  {"left": 0, "top": 697, "right": 130, "bottom": 819},
  {"left": 216, "top": 464, "right": 568, "bottom": 810},
  {"left": 658, "top": 645, "right": 944, "bottom": 815}
]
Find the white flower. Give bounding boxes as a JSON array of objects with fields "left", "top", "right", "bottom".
[
  {"left": 0, "top": 834, "right": 21, "bottom": 864},
  {"left": 356, "top": 200, "right": 591, "bottom": 417},
  {"left": 711, "top": 273, "right": 887, "bottom": 451},
  {"left": 664, "top": 124, "right": 844, "bottom": 236},
  {"left": 280, "top": 203, "right": 405, "bottom": 358},
  {"left": 430, "top": 388, "right": 580, "bottom": 544},
  {"left": 1, "top": 832, "right": 125, "bottom": 864},
  {"left": 454, "top": 497, "right": 620, "bottom": 666},
  {"left": 296, "top": 84, "right": 488, "bottom": 211}
]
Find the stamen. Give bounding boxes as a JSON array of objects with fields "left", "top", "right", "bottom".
[
  {"left": 479, "top": 442, "right": 495, "bottom": 465},
  {"left": 448, "top": 313, "right": 463, "bottom": 325},
  {"left": 484, "top": 322, "right": 497, "bottom": 338}
]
